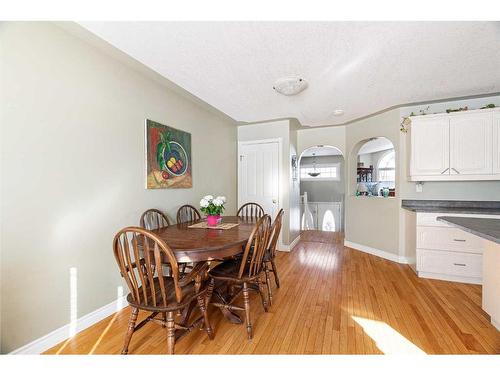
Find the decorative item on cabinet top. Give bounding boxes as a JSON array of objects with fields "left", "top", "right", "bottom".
[{"left": 399, "top": 103, "right": 497, "bottom": 133}]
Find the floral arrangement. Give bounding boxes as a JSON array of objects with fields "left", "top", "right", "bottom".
[{"left": 200, "top": 195, "right": 226, "bottom": 216}]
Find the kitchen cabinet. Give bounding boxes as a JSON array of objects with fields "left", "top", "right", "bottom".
[
  {"left": 450, "top": 112, "right": 492, "bottom": 175},
  {"left": 493, "top": 112, "right": 500, "bottom": 174},
  {"left": 410, "top": 116, "right": 449, "bottom": 177},
  {"left": 409, "top": 108, "right": 500, "bottom": 181},
  {"left": 414, "top": 212, "right": 500, "bottom": 284}
]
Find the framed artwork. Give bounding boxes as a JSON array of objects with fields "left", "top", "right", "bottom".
[{"left": 145, "top": 119, "right": 192, "bottom": 189}]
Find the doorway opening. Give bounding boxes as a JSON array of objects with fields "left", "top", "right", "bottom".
[{"left": 299, "top": 145, "right": 345, "bottom": 236}]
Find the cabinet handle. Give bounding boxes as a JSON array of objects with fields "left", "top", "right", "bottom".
[
  {"left": 453, "top": 263, "right": 466, "bottom": 267},
  {"left": 451, "top": 167, "right": 460, "bottom": 174},
  {"left": 453, "top": 239, "right": 466, "bottom": 242},
  {"left": 440, "top": 168, "right": 449, "bottom": 174}
]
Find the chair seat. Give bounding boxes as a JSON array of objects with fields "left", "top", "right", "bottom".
[
  {"left": 127, "top": 276, "right": 201, "bottom": 312},
  {"left": 209, "top": 259, "right": 260, "bottom": 282}
]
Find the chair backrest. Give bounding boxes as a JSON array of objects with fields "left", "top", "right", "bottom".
[
  {"left": 267, "top": 209, "right": 284, "bottom": 259},
  {"left": 113, "top": 226, "right": 182, "bottom": 307},
  {"left": 176, "top": 204, "right": 201, "bottom": 224},
  {"left": 238, "top": 215, "right": 271, "bottom": 279},
  {"left": 237, "top": 202, "right": 265, "bottom": 220},
  {"left": 140, "top": 209, "right": 170, "bottom": 230}
]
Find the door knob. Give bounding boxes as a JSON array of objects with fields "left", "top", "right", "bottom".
[{"left": 272, "top": 199, "right": 277, "bottom": 204}]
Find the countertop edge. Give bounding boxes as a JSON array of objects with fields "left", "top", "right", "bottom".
[{"left": 437, "top": 216, "right": 500, "bottom": 245}]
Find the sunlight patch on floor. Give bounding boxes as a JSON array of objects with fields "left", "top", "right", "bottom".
[{"left": 352, "top": 316, "right": 426, "bottom": 354}]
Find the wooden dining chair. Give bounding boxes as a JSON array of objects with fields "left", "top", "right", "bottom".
[
  {"left": 237, "top": 202, "right": 265, "bottom": 220},
  {"left": 113, "top": 227, "right": 213, "bottom": 354},
  {"left": 176, "top": 204, "right": 201, "bottom": 224},
  {"left": 263, "top": 209, "right": 284, "bottom": 306},
  {"left": 207, "top": 215, "right": 271, "bottom": 339},
  {"left": 140, "top": 208, "right": 170, "bottom": 230}
]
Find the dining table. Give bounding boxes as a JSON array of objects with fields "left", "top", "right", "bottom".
[{"left": 150, "top": 215, "right": 258, "bottom": 326}]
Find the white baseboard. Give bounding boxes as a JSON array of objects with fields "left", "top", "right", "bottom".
[
  {"left": 344, "top": 240, "right": 410, "bottom": 264},
  {"left": 491, "top": 319, "right": 500, "bottom": 331},
  {"left": 417, "top": 271, "right": 482, "bottom": 285},
  {"left": 279, "top": 234, "right": 301, "bottom": 252},
  {"left": 10, "top": 295, "right": 128, "bottom": 354}
]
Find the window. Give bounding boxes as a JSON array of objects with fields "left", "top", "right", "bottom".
[
  {"left": 300, "top": 163, "right": 340, "bottom": 181},
  {"left": 377, "top": 150, "right": 395, "bottom": 182}
]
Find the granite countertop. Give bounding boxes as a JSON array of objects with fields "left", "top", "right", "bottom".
[
  {"left": 402, "top": 200, "right": 500, "bottom": 215},
  {"left": 437, "top": 216, "right": 500, "bottom": 245}
]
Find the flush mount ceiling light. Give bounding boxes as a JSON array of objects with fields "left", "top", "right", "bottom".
[
  {"left": 333, "top": 109, "right": 344, "bottom": 116},
  {"left": 273, "top": 77, "right": 308, "bottom": 96}
]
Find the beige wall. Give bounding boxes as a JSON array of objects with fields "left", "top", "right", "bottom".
[
  {"left": 345, "top": 110, "right": 402, "bottom": 254},
  {"left": 0, "top": 22, "right": 237, "bottom": 352},
  {"left": 297, "top": 125, "right": 346, "bottom": 157}
]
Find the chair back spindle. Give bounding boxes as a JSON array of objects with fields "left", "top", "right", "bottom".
[
  {"left": 140, "top": 209, "right": 170, "bottom": 230},
  {"left": 238, "top": 215, "right": 271, "bottom": 279},
  {"left": 267, "top": 209, "right": 284, "bottom": 259},
  {"left": 176, "top": 204, "right": 201, "bottom": 224},
  {"left": 237, "top": 202, "right": 265, "bottom": 220},
  {"left": 113, "top": 227, "right": 182, "bottom": 307}
]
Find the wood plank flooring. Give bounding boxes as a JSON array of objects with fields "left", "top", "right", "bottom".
[{"left": 45, "top": 230, "right": 500, "bottom": 354}]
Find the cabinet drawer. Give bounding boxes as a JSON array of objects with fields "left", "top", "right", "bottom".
[
  {"left": 417, "top": 226, "right": 484, "bottom": 253},
  {"left": 417, "top": 249, "right": 482, "bottom": 278}
]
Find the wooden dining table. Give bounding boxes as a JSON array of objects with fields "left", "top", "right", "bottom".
[{"left": 150, "top": 215, "right": 258, "bottom": 325}]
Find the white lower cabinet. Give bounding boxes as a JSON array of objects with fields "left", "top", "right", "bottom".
[{"left": 415, "top": 212, "right": 500, "bottom": 284}]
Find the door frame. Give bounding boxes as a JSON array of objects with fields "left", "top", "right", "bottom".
[{"left": 237, "top": 137, "right": 283, "bottom": 217}]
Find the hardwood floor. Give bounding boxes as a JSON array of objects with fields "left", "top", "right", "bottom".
[{"left": 45, "top": 230, "right": 499, "bottom": 354}]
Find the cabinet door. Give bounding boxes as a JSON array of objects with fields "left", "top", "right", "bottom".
[
  {"left": 410, "top": 116, "right": 449, "bottom": 177},
  {"left": 450, "top": 112, "right": 492, "bottom": 175},
  {"left": 493, "top": 112, "right": 500, "bottom": 174}
]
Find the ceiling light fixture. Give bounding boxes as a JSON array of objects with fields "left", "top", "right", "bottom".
[
  {"left": 333, "top": 109, "right": 344, "bottom": 116},
  {"left": 273, "top": 77, "right": 308, "bottom": 96}
]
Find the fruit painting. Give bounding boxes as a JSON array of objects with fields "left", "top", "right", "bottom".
[{"left": 145, "top": 119, "right": 192, "bottom": 189}]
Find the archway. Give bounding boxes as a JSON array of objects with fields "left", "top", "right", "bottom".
[
  {"left": 351, "top": 137, "right": 396, "bottom": 197},
  {"left": 298, "top": 145, "right": 345, "bottom": 233}
]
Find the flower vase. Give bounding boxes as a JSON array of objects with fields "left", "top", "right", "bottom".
[{"left": 207, "top": 215, "right": 219, "bottom": 227}]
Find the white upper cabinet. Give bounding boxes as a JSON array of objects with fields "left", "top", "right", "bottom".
[
  {"left": 410, "top": 116, "right": 449, "bottom": 177},
  {"left": 450, "top": 112, "right": 492, "bottom": 176},
  {"left": 410, "top": 108, "right": 500, "bottom": 181},
  {"left": 493, "top": 112, "right": 500, "bottom": 174}
]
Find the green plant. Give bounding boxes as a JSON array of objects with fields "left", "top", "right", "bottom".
[
  {"left": 200, "top": 195, "right": 226, "bottom": 216},
  {"left": 480, "top": 103, "right": 496, "bottom": 109}
]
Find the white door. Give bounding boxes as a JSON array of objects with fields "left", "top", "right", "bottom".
[
  {"left": 410, "top": 116, "right": 450, "bottom": 177},
  {"left": 450, "top": 112, "right": 492, "bottom": 175},
  {"left": 493, "top": 112, "right": 500, "bottom": 174},
  {"left": 238, "top": 140, "right": 280, "bottom": 218}
]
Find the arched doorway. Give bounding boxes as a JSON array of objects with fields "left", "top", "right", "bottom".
[{"left": 298, "top": 145, "right": 345, "bottom": 234}]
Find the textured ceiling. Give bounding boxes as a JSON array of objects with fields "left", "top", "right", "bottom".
[{"left": 79, "top": 22, "right": 500, "bottom": 127}]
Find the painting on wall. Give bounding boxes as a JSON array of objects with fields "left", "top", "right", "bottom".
[{"left": 145, "top": 119, "right": 192, "bottom": 189}]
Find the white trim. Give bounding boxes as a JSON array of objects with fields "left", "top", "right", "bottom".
[
  {"left": 344, "top": 240, "right": 410, "bottom": 264},
  {"left": 491, "top": 319, "right": 500, "bottom": 331},
  {"left": 279, "top": 234, "right": 301, "bottom": 252},
  {"left": 9, "top": 295, "right": 128, "bottom": 354},
  {"left": 417, "top": 271, "right": 482, "bottom": 285}
]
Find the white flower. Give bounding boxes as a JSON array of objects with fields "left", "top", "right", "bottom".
[
  {"left": 200, "top": 198, "right": 209, "bottom": 208},
  {"left": 213, "top": 198, "right": 224, "bottom": 207},
  {"left": 216, "top": 196, "right": 226, "bottom": 203},
  {"left": 203, "top": 195, "right": 214, "bottom": 201}
]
